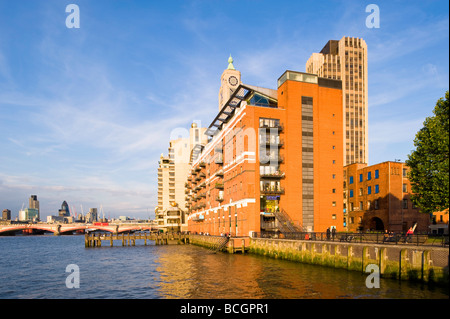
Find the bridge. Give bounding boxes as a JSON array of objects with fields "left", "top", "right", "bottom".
[{"left": 0, "top": 223, "right": 155, "bottom": 235}]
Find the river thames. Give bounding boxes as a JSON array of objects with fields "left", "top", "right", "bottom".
[{"left": 0, "top": 234, "right": 448, "bottom": 299}]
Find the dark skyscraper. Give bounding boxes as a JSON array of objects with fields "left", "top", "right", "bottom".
[{"left": 59, "top": 201, "right": 70, "bottom": 217}]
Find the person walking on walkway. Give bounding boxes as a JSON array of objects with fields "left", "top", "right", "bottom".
[{"left": 405, "top": 227, "right": 414, "bottom": 243}]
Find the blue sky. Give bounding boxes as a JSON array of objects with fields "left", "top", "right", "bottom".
[{"left": 0, "top": 0, "right": 448, "bottom": 220}]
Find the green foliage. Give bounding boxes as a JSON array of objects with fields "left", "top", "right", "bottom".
[{"left": 406, "top": 91, "right": 449, "bottom": 214}]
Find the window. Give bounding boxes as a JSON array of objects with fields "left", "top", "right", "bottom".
[
  {"left": 359, "top": 201, "right": 363, "bottom": 210},
  {"left": 375, "top": 169, "right": 379, "bottom": 179},
  {"left": 349, "top": 190, "right": 354, "bottom": 198},
  {"left": 403, "top": 168, "right": 407, "bottom": 177},
  {"left": 374, "top": 199, "right": 379, "bottom": 210},
  {"left": 367, "top": 171, "right": 372, "bottom": 180},
  {"left": 332, "top": 188, "right": 336, "bottom": 193},
  {"left": 259, "top": 118, "right": 280, "bottom": 128},
  {"left": 403, "top": 184, "right": 407, "bottom": 192},
  {"left": 359, "top": 188, "right": 363, "bottom": 196},
  {"left": 367, "top": 186, "right": 372, "bottom": 195},
  {"left": 349, "top": 176, "right": 354, "bottom": 184},
  {"left": 359, "top": 174, "right": 363, "bottom": 182},
  {"left": 250, "top": 93, "right": 277, "bottom": 108},
  {"left": 402, "top": 199, "right": 408, "bottom": 209},
  {"left": 367, "top": 201, "right": 371, "bottom": 210},
  {"left": 375, "top": 185, "right": 379, "bottom": 194},
  {"left": 332, "top": 201, "right": 336, "bottom": 207}
]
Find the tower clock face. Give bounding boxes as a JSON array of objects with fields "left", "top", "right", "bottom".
[{"left": 228, "top": 76, "right": 238, "bottom": 86}]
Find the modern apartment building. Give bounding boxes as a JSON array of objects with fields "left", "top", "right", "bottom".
[
  {"left": 306, "top": 36, "right": 368, "bottom": 166},
  {"left": 343, "top": 161, "right": 430, "bottom": 233},
  {"left": 155, "top": 123, "right": 208, "bottom": 232},
  {"left": 186, "top": 61, "right": 344, "bottom": 235}
]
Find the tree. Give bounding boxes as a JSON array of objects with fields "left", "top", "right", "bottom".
[{"left": 406, "top": 91, "right": 449, "bottom": 215}]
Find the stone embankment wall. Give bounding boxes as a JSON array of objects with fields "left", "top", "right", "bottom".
[{"left": 248, "top": 238, "right": 448, "bottom": 285}]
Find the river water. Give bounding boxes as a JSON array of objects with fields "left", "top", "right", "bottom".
[{"left": 0, "top": 234, "right": 447, "bottom": 299}]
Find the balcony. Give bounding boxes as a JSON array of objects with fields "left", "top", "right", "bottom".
[
  {"left": 260, "top": 123, "right": 284, "bottom": 133},
  {"left": 216, "top": 169, "right": 224, "bottom": 177},
  {"left": 215, "top": 183, "right": 224, "bottom": 189},
  {"left": 216, "top": 196, "right": 224, "bottom": 202},
  {"left": 260, "top": 138, "right": 284, "bottom": 148},
  {"left": 198, "top": 202, "right": 206, "bottom": 208},
  {"left": 215, "top": 155, "right": 223, "bottom": 165},
  {"left": 260, "top": 154, "right": 284, "bottom": 164},
  {"left": 260, "top": 171, "right": 285, "bottom": 179},
  {"left": 199, "top": 162, "right": 206, "bottom": 168},
  {"left": 260, "top": 187, "right": 285, "bottom": 195}
]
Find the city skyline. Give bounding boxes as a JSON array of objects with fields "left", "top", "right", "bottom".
[{"left": 0, "top": 1, "right": 448, "bottom": 220}]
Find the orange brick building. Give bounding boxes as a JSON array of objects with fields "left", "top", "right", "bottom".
[
  {"left": 186, "top": 65, "right": 344, "bottom": 235},
  {"left": 343, "top": 161, "right": 430, "bottom": 233}
]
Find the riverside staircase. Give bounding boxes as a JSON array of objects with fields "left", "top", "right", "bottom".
[
  {"left": 211, "top": 236, "right": 230, "bottom": 253},
  {"left": 273, "top": 209, "right": 304, "bottom": 233}
]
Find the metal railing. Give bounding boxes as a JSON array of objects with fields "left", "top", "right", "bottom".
[{"left": 253, "top": 231, "right": 449, "bottom": 247}]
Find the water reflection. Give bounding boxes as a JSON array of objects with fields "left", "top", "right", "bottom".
[{"left": 154, "top": 245, "right": 448, "bottom": 299}]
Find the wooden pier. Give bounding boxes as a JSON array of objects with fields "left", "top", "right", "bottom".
[{"left": 85, "top": 232, "right": 189, "bottom": 247}]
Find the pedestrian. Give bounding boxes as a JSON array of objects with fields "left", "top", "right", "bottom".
[
  {"left": 405, "top": 227, "right": 414, "bottom": 243},
  {"left": 326, "top": 227, "right": 330, "bottom": 240},
  {"left": 331, "top": 227, "right": 336, "bottom": 240}
]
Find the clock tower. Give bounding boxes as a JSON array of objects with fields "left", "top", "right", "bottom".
[{"left": 218, "top": 55, "right": 241, "bottom": 111}]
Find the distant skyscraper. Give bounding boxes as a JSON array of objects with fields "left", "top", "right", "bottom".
[
  {"left": 59, "top": 201, "right": 70, "bottom": 217},
  {"left": 2, "top": 209, "right": 11, "bottom": 220},
  {"left": 29, "top": 195, "right": 39, "bottom": 220},
  {"left": 85, "top": 208, "right": 98, "bottom": 223},
  {"left": 306, "top": 36, "right": 368, "bottom": 165}
]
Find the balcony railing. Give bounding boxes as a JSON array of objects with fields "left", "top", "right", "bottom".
[
  {"left": 260, "top": 138, "right": 284, "bottom": 148},
  {"left": 259, "top": 124, "right": 284, "bottom": 132},
  {"left": 215, "top": 183, "right": 224, "bottom": 189},
  {"left": 215, "top": 155, "right": 223, "bottom": 165},
  {"left": 260, "top": 171, "right": 285, "bottom": 179},
  {"left": 260, "top": 187, "right": 285, "bottom": 195},
  {"left": 260, "top": 155, "right": 284, "bottom": 163}
]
